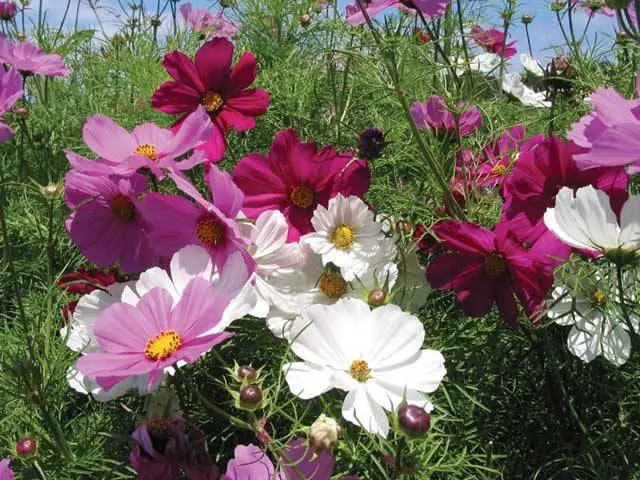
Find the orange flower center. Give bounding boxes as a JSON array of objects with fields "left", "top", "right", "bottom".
[
  {"left": 202, "top": 91, "right": 224, "bottom": 113},
  {"left": 331, "top": 224, "right": 355, "bottom": 249},
  {"left": 591, "top": 289, "right": 607, "bottom": 306},
  {"left": 145, "top": 330, "right": 183, "bottom": 361},
  {"left": 491, "top": 163, "right": 508, "bottom": 176},
  {"left": 110, "top": 195, "right": 135, "bottom": 221},
  {"left": 484, "top": 254, "right": 506, "bottom": 276},
  {"left": 319, "top": 271, "right": 347, "bottom": 299},
  {"left": 196, "top": 214, "right": 224, "bottom": 246},
  {"left": 134, "top": 144, "right": 158, "bottom": 162},
  {"left": 349, "top": 359, "right": 371, "bottom": 382},
  {"left": 290, "top": 185, "right": 314, "bottom": 208}
]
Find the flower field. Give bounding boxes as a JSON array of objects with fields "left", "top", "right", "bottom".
[{"left": 1, "top": 0, "right": 640, "bottom": 478}]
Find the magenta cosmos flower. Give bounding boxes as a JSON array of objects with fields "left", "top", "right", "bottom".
[
  {"left": 568, "top": 83, "right": 640, "bottom": 173},
  {"left": 0, "top": 38, "right": 71, "bottom": 77},
  {"left": 151, "top": 38, "right": 269, "bottom": 163},
  {"left": 411, "top": 95, "right": 481, "bottom": 137},
  {"left": 501, "top": 136, "right": 628, "bottom": 259},
  {"left": 232, "top": 129, "right": 371, "bottom": 242},
  {"left": 427, "top": 219, "right": 554, "bottom": 326},
  {"left": 180, "top": 2, "right": 238, "bottom": 39},
  {"left": 73, "top": 106, "right": 212, "bottom": 179},
  {"left": 65, "top": 170, "right": 153, "bottom": 274},
  {"left": 0, "top": 66, "right": 23, "bottom": 141},
  {"left": 138, "top": 166, "right": 251, "bottom": 270},
  {"left": 0, "top": 2, "right": 17, "bottom": 21},
  {"left": 345, "top": 0, "right": 449, "bottom": 25},
  {"left": 0, "top": 459, "right": 13, "bottom": 480},
  {"left": 470, "top": 25, "right": 516, "bottom": 59},
  {"left": 76, "top": 276, "right": 235, "bottom": 391}
]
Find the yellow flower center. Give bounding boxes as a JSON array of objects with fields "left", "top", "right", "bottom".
[
  {"left": 331, "top": 224, "right": 355, "bottom": 249},
  {"left": 202, "top": 91, "right": 224, "bottom": 113},
  {"left": 110, "top": 195, "right": 135, "bottom": 222},
  {"left": 484, "top": 254, "right": 506, "bottom": 276},
  {"left": 196, "top": 215, "right": 224, "bottom": 247},
  {"left": 349, "top": 359, "right": 371, "bottom": 383},
  {"left": 591, "top": 289, "right": 606, "bottom": 306},
  {"left": 134, "top": 144, "right": 158, "bottom": 162},
  {"left": 144, "top": 330, "right": 183, "bottom": 361},
  {"left": 319, "top": 271, "right": 347, "bottom": 299},
  {"left": 491, "top": 163, "right": 508, "bottom": 176},
  {"left": 289, "top": 186, "right": 314, "bottom": 208}
]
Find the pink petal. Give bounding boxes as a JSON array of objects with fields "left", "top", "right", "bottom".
[{"left": 83, "top": 115, "right": 137, "bottom": 162}]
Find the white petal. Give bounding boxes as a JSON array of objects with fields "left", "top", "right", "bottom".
[
  {"left": 619, "top": 194, "right": 640, "bottom": 250},
  {"left": 341, "top": 384, "right": 389, "bottom": 437},
  {"left": 136, "top": 267, "right": 180, "bottom": 304},
  {"left": 574, "top": 186, "right": 619, "bottom": 250},
  {"left": 169, "top": 245, "right": 213, "bottom": 294},
  {"left": 374, "top": 349, "right": 446, "bottom": 393},
  {"left": 602, "top": 324, "right": 631, "bottom": 366},
  {"left": 283, "top": 362, "right": 334, "bottom": 400},
  {"left": 253, "top": 210, "right": 290, "bottom": 258}
]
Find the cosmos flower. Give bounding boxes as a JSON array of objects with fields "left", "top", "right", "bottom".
[
  {"left": 345, "top": 0, "right": 449, "bottom": 26},
  {"left": 73, "top": 107, "right": 212, "bottom": 179},
  {"left": 180, "top": 2, "right": 238, "bottom": 39},
  {"left": 544, "top": 186, "right": 640, "bottom": 257},
  {"left": 470, "top": 25, "right": 517, "bottom": 58},
  {"left": 520, "top": 53, "right": 544, "bottom": 77},
  {"left": 568, "top": 83, "right": 640, "bottom": 173},
  {"left": 502, "top": 73, "right": 550, "bottom": 108},
  {"left": 64, "top": 170, "right": 153, "bottom": 274},
  {"left": 0, "top": 37, "right": 71, "bottom": 77},
  {"left": 284, "top": 298, "right": 446, "bottom": 437},
  {"left": 411, "top": 95, "right": 482, "bottom": 137},
  {"left": 138, "top": 167, "right": 251, "bottom": 271},
  {"left": 0, "top": 66, "right": 23, "bottom": 141},
  {"left": 0, "top": 2, "right": 17, "bottom": 22},
  {"left": 232, "top": 129, "right": 370, "bottom": 241},
  {"left": 0, "top": 459, "right": 13, "bottom": 480},
  {"left": 152, "top": 38, "right": 270, "bottom": 163},
  {"left": 426, "top": 219, "right": 555, "bottom": 326},
  {"left": 302, "top": 194, "right": 395, "bottom": 281}
]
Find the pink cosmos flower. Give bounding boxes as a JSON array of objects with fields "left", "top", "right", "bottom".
[
  {"left": 64, "top": 170, "right": 154, "bottom": 274},
  {"left": 221, "top": 440, "right": 335, "bottom": 480},
  {"left": 501, "top": 136, "right": 628, "bottom": 260},
  {"left": 0, "top": 2, "right": 17, "bottom": 21},
  {"left": 0, "top": 37, "right": 71, "bottom": 77},
  {"left": 180, "top": 2, "right": 238, "bottom": 39},
  {"left": 426, "top": 219, "right": 555, "bottom": 326},
  {"left": 138, "top": 166, "right": 251, "bottom": 270},
  {"left": 464, "top": 125, "right": 532, "bottom": 191},
  {"left": 345, "top": 0, "right": 449, "bottom": 25},
  {"left": 130, "top": 416, "right": 218, "bottom": 480},
  {"left": 411, "top": 96, "right": 482, "bottom": 137},
  {"left": 568, "top": 82, "right": 640, "bottom": 173},
  {"left": 0, "top": 66, "right": 23, "bottom": 141},
  {"left": 70, "top": 106, "right": 212, "bottom": 179},
  {"left": 76, "top": 273, "right": 236, "bottom": 391},
  {"left": 151, "top": 38, "right": 270, "bottom": 163},
  {"left": 470, "top": 25, "right": 517, "bottom": 58},
  {"left": 232, "top": 129, "right": 371, "bottom": 242},
  {"left": 0, "top": 459, "right": 13, "bottom": 480}
]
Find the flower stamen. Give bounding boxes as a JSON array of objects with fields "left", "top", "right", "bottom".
[
  {"left": 484, "top": 254, "right": 506, "bottom": 276},
  {"left": 202, "top": 91, "right": 224, "bottom": 113},
  {"left": 319, "top": 271, "right": 347, "bottom": 299},
  {"left": 134, "top": 144, "right": 158, "bottom": 162},
  {"left": 145, "top": 330, "right": 183, "bottom": 361},
  {"left": 349, "top": 359, "right": 371, "bottom": 382},
  {"left": 290, "top": 185, "right": 314, "bottom": 208},
  {"left": 331, "top": 224, "right": 355, "bottom": 249},
  {"left": 110, "top": 195, "right": 135, "bottom": 221},
  {"left": 196, "top": 214, "right": 224, "bottom": 246}
]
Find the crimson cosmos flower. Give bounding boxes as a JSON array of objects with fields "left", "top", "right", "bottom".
[{"left": 151, "top": 38, "right": 270, "bottom": 164}]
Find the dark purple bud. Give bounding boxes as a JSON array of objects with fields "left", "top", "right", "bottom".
[
  {"left": 358, "top": 128, "right": 385, "bottom": 160},
  {"left": 367, "top": 289, "right": 386, "bottom": 307},
  {"left": 240, "top": 384, "right": 263, "bottom": 406},
  {"left": 398, "top": 404, "right": 430, "bottom": 435},
  {"left": 16, "top": 436, "right": 37, "bottom": 457},
  {"left": 237, "top": 365, "right": 257, "bottom": 380}
]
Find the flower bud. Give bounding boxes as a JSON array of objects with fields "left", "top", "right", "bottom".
[
  {"left": 150, "top": 16, "right": 161, "bottom": 27},
  {"left": 41, "top": 183, "right": 60, "bottom": 198},
  {"left": 367, "top": 289, "right": 386, "bottom": 307},
  {"left": 549, "top": 0, "right": 566, "bottom": 12},
  {"left": 240, "top": 384, "right": 263, "bottom": 406},
  {"left": 310, "top": 414, "right": 341, "bottom": 452},
  {"left": 237, "top": 365, "right": 257, "bottom": 380},
  {"left": 521, "top": 13, "right": 533, "bottom": 24},
  {"left": 16, "top": 436, "right": 37, "bottom": 457},
  {"left": 219, "top": 0, "right": 235, "bottom": 7},
  {"left": 398, "top": 404, "right": 430, "bottom": 436},
  {"left": 15, "top": 32, "right": 25, "bottom": 42},
  {"left": 299, "top": 13, "right": 312, "bottom": 26},
  {"left": 12, "top": 105, "right": 28, "bottom": 118},
  {"left": 606, "top": 0, "right": 632, "bottom": 8}
]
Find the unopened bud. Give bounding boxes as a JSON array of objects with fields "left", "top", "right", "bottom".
[
  {"left": 240, "top": 384, "right": 263, "bottom": 406},
  {"left": 16, "top": 437, "right": 37, "bottom": 457},
  {"left": 310, "top": 414, "right": 341, "bottom": 452},
  {"left": 398, "top": 404, "right": 430, "bottom": 436}
]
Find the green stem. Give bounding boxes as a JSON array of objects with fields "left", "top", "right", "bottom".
[
  {"left": 524, "top": 23, "right": 533, "bottom": 56},
  {"left": 455, "top": 0, "right": 469, "bottom": 65}
]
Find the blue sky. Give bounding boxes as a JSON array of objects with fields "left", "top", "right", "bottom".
[{"left": 29, "top": 0, "right": 619, "bottom": 64}]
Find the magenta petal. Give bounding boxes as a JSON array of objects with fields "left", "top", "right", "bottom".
[
  {"left": 195, "top": 38, "right": 234, "bottom": 91},
  {"left": 224, "top": 88, "right": 271, "bottom": 117},
  {"left": 226, "top": 52, "right": 258, "bottom": 93},
  {"left": 206, "top": 165, "right": 244, "bottom": 217},
  {"left": 151, "top": 82, "right": 201, "bottom": 115},
  {"left": 432, "top": 220, "right": 495, "bottom": 254},
  {"left": 195, "top": 123, "right": 226, "bottom": 163},
  {"left": 162, "top": 50, "right": 206, "bottom": 93}
]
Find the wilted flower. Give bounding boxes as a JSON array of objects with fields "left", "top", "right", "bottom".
[{"left": 358, "top": 127, "right": 385, "bottom": 160}]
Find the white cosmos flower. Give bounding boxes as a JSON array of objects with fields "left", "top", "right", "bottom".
[
  {"left": 452, "top": 53, "right": 501, "bottom": 77},
  {"left": 283, "top": 298, "right": 446, "bottom": 437},
  {"left": 544, "top": 186, "right": 640, "bottom": 256},
  {"left": 520, "top": 53, "right": 544, "bottom": 77},
  {"left": 548, "top": 281, "right": 639, "bottom": 366},
  {"left": 502, "top": 72, "right": 551, "bottom": 108},
  {"left": 63, "top": 245, "right": 252, "bottom": 400},
  {"left": 238, "top": 210, "right": 304, "bottom": 318},
  {"left": 302, "top": 194, "right": 395, "bottom": 281}
]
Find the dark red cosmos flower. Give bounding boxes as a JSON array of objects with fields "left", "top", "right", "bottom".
[
  {"left": 57, "top": 266, "right": 119, "bottom": 320},
  {"left": 501, "top": 135, "right": 628, "bottom": 261},
  {"left": 426, "top": 219, "right": 555, "bottom": 326},
  {"left": 470, "top": 25, "right": 517, "bottom": 58},
  {"left": 151, "top": 38, "right": 270, "bottom": 164},
  {"left": 232, "top": 129, "right": 371, "bottom": 242}
]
